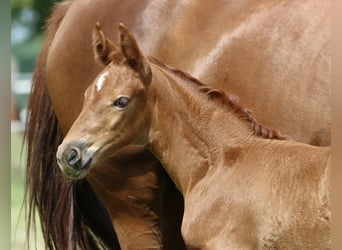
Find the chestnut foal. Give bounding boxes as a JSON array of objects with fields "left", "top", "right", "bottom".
[{"left": 57, "top": 24, "right": 331, "bottom": 249}]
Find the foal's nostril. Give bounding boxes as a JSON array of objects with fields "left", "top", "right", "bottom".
[
  {"left": 58, "top": 141, "right": 94, "bottom": 176},
  {"left": 64, "top": 147, "right": 82, "bottom": 169},
  {"left": 67, "top": 148, "right": 80, "bottom": 164}
]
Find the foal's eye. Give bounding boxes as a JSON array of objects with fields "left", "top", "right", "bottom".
[{"left": 112, "top": 96, "right": 130, "bottom": 109}]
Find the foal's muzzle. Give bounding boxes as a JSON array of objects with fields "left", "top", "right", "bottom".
[{"left": 56, "top": 141, "right": 94, "bottom": 179}]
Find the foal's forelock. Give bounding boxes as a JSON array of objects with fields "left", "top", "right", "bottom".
[{"left": 149, "top": 56, "right": 286, "bottom": 140}]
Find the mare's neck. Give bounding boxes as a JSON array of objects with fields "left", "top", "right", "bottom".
[{"left": 147, "top": 64, "right": 255, "bottom": 195}]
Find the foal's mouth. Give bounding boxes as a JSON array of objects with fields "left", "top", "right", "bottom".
[{"left": 59, "top": 156, "right": 93, "bottom": 180}]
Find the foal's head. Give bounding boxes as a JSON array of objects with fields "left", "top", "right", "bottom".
[{"left": 57, "top": 23, "right": 152, "bottom": 179}]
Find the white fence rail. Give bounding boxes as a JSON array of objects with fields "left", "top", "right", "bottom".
[{"left": 11, "top": 72, "right": 32, "bottom": 132}]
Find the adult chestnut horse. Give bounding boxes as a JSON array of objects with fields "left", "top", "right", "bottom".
[
  {"left": 57, "top": 24, "right": 331, "bottom": 249},
  {"left": 26, "top": 0, "right": 330, "bottom": 249}
]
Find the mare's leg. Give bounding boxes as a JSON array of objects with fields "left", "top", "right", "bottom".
[{"left": 87, "top": 148, "right": 185, "bottom": 249}]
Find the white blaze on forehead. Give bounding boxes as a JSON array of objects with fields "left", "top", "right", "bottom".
[{"left": 96, "top": 72, "right": 109, "bottom": 91}]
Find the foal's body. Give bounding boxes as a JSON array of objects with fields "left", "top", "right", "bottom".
[
  {"left": 182, "top": 142, "right": 330, "bottom": 249},
  {"left": 148, "top": 62, "right": 331, "bottom": 249},
  {"left": 57, "top": 25, "right": 331, "bottom": 249}
]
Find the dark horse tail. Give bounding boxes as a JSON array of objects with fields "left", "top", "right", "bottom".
[{"left": 24, "top": 1, "right": 119, "bottom": 249}]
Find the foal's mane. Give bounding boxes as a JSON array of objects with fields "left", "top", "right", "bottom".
[{"left": 148, "top": 56, "right": 286, "bottom": 140}]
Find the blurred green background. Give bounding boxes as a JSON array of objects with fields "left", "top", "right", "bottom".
[
  {"left": 11, "top": 0, "right": 60, "bottom": 248},
  {"left": 11, "top": 0, "right": 59, "bottom": 72},
  {"left": 11, "top": 132, "right": 44, "bottom": 249}
]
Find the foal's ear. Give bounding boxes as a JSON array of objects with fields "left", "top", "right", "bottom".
[
  {"left": 118, "top": 23, "right": 152, "bottom": 86},
  {"left": 93, "top": 22, "right": 117, "bottom": 65}
]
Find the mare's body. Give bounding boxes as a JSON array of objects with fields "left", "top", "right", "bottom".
[
  {"left": 57, "top": 24, "right": 331, "bottom": 249},
  {"left": 26, "top": 0, "right": 330, "bottom": 248},
  {"left": 48, "top": 0, "right": 330, "bottom": 145}
]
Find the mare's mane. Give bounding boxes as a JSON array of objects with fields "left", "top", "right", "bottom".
[
  {"left": 25, "top": 1, "right": 119, "bottom": 249},
  {"left": 148, "top": 56, "right": 286, "bottom": 140}
]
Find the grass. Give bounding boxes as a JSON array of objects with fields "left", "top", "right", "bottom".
[{"left": 11, "top": 131, "right": 45, "bottom": 249}]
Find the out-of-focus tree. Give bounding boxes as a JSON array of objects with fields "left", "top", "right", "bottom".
[
  {"left": 11, "top": 0, "right": 60, "bottom": 72},
  {"left": 12, "top": 0, "right": 59, "bottom": 34},
  {"left": 32, "top": 0, "right": 60, "bottom": 32},
  {"left": 11, "top": 0, "right": 32, "bottom": 20}
]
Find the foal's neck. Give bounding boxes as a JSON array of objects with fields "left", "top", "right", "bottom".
[{"left": 147, "top": 64, "right": 256, "bottom": 195}]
